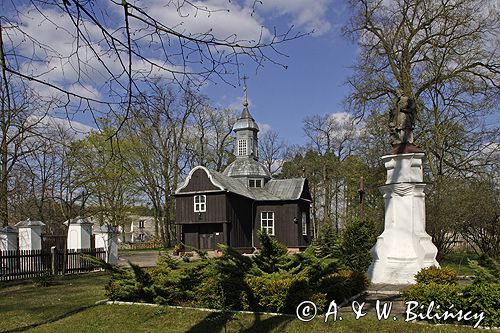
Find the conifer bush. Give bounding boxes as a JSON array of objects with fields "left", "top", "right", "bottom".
[
  {"left": 337, "top": 217, "right": 376, "bottom": 273},
  {"left": 253, "top": 230, "right": 289, "bottom": 273},
  {"left": 415, "top": 266, "right": 457, "bottom": 285}
]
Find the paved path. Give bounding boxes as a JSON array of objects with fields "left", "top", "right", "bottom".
[{"left": 118, "top": 250, "right": 163, "bottom": 267}]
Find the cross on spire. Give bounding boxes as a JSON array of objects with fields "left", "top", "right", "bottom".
[{"left": 242, "top": 75, "right": 249, "bottom": 107}]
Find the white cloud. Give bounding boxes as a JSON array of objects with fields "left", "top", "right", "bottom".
[
  {"left": 251, "top": 0, "right": 333, "bottom": 35},
  {"left": 29, "top": 115, "right": 94, "bottom": 140},
  {"left": 139, "top": 0, "right": 271, "bottom": 43}
]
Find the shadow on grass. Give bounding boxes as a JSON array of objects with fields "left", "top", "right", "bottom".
[
  {"left": 184, "top": 311, "right": 235, "bottom": 333},
  {"left": 2, "top": 304, "right": 99, "bottom": 333},
  {"left": 184, "top": 311, "right": 294, "bottom": 333},
  {"left": 240, "top": 313, "right": 293, "bottom": 333}
]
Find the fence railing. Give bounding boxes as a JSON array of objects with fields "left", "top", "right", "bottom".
[{"left": 0, "top": 248, "right": 106, "bottom": 281}]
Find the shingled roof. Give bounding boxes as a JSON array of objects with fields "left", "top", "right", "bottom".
[{"left": 175, "top": 166, "right": 309, "bottom": 202}]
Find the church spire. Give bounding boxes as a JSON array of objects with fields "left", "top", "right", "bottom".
[{"left": 243, "top": 75, "right": 249, "bottom": 108}]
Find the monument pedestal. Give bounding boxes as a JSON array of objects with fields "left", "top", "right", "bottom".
[{"left": 368, "top": 152, "right": 439, "bottom": 284}]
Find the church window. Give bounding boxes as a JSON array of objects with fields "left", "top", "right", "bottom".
[
  {"left": 301, "top": 212, "right": 308, "bottom": 236},
  {"left": 248, "top": 179, "right": 263, "bottom": 188},
  {"left": 237, "top": 139, "right": 247, "bottom": 156},
  {"left": 261, "top": 211, "right": 275, "bottom": 235},
  {"left": 194, "top": 195, "right": 206, "bottom": 212}
]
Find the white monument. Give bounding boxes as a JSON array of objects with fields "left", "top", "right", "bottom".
[
  {"left": 64, "top": 217, "right": 93, "bottom": 250},
  {"left": 0, "top": 226, "right": 18, "bottom": 251},
  {"left": 368, "top": 93, "right": 439, "bottom": 284},
  {"left": 15, "top": 219, "right": 45, "bottom": 250},
  {"left": 94, "top": 224, "right": 119, "bottom": 264}
]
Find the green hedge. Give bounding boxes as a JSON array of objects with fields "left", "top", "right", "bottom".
[
  {"left": 403, "top": 265, "right": 500, "bottom": 328},
  {"left": 245, "top": 273, "right": 312, "bottom": 313},
  {"left": 414, "top": 266, "right": 457, "bottom": 285},
  {"left": 462, "top": 282, "right": 500, "bottom": 327}
]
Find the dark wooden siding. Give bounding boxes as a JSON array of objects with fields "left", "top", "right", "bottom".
[
  {"left": 178, "top": 168, "right": 219, "bottom": 193},
  {"left": 254, "top": 202, "right": 301, "bottom": 247},
  {"left": 300, "top": 179, "right": 312, "bottom": 201},
  {"left": 252, "top": 201, "right": 311, "bottom": 248},
  {"left": 298, "top": 201, "right": 311, "bottom": 246},
  {"left": 227, "top": 193, "right": 253, "bottom": 249},
  {"left": 175, "top": 193, "right": 227, "bottom": 224},
  {"left": 181, "top": 223, "right": 224, "bottom": 250}
]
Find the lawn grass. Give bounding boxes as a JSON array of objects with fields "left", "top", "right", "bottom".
[
  {"left": 0, "top": 272, "right": 481, "bottom": 333},
  {"left": 0, "top": 272, "right": 109, "bottom": 333},
  {"left": 22, "top": 304, "right": 478, "bottom": 333},
  {"left": 439, "top": 251, "right": 480, "bottom": 276}
]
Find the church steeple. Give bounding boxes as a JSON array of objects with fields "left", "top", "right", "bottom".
[
  {"left": 223, "top": 77, "right": 271, "bottom": 184},
  {"left": 233, "top": 77, "right": 259, "bottom": 159}
]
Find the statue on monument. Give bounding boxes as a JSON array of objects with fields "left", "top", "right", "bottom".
[{"left": 389, "top": 89, "right": 416, "bottom": 146}]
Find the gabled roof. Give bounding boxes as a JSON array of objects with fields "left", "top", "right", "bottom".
[{"left": 175, "top": 166, "right": 309, "bottom": 202}]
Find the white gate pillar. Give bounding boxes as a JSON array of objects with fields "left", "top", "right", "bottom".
[
  {"left": 0, "top": 226, "right": 18, "bottom": 251},
  {"left": 15, "top": 219, "right": 45, "bottom": 251},
  {"left": 64, "top": 217, "right": 93, "bottom": 250},
  {"left": 94, "top": 224, "right": 119, "bottom": 264}
]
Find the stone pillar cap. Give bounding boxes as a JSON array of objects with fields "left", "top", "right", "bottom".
[
  {"left": 0, "top": 225, "right": 19, "bottom": 234},
  {"left": 63, "top": 216, "right": 93, "bottom": 226},
  {"left": 15, "top": 218, "right": 46, "bottom": 228}
]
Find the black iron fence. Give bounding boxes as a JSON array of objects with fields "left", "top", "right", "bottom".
[{"left": 0, "top": 248, "right": 106, "bottom": 281}]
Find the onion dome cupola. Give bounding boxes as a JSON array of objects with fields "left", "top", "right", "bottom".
[
  {"left": 223, "top": 77, "right": 271, "bottom": 185},
  {"left": 233, "top": 78, "right": 260, "bottom": 160}
]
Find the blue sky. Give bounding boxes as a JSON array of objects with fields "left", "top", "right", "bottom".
[
  {"left": 202, "top": 1, "right": 359, "bottom": 146},
  {"left": 2, "top": 0, "right": 359, "bottom": 146}
]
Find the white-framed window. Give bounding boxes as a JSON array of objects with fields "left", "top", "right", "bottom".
[
  {"left": 261, "top": 211, "right": 275, "bottom": 236},
  {"left": 139, "top": 220, "right": 145, "bottom": 228},
  {"left": 237, "top": 139, "right": 247, "bottom": 156},
  {"left": 248, "top": 178, "right": 263, "bottom": 188},
  {"left": 194, "top": 195, "right": 206, "bottom": 212},
  {"left": 138, "top": 233, "right": 145, "bottom": 241},
  {"left": 301, "top": 212, "right": 307, "bottom": 236}
]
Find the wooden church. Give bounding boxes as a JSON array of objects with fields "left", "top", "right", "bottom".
[{"left": 174, "top": 84, "right": 312, "bottom": 252}]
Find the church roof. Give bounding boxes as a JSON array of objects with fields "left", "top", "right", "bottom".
[
  {"left": 176, "top": 166, "right": 308, "bottom": 202},
  {"left": 233, "top": 107, "right": 259, "bottom": 131},
  {"left": 223, "top": 157, "right": 271, "bottom": 179}
]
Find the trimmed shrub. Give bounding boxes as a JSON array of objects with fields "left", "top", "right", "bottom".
[
  {"left": 245, "top": 273, "right": 312, "bottom": 313},
  {"left": 462, "top": 282, "right": 500, "bottom": 327},
  {"left": 415, "top": 266, "right": 457, "bottom": 285},
  {"left": 318, "top": 270, "right": 368, "bottom": 303},
  {"left": 402, "top": 282, "right": 462, "bottom": 323},
  {"left": 105, "top": 263, "right": 155, "bottom": 303}
]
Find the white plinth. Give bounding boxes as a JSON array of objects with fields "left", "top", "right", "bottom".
[{"left": 368, "top": 153, "right": 439, "bottom": 284}]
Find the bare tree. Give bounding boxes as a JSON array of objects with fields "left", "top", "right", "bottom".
[
  {"left": 187, "top": 106, "right": 236, "bottom": 172},
  {"left": 125, "top": 83, "right": 200, "bottom": 246},
  {"left": 0, "top": 76, "right": 51, "bottom": 226},
  {"left": 259, "top": 129, "right": 287, "bottom": 176},
  {"left": 344, "top": 0, "right": 499, "bottom": 175},
  {"left": 344, "top": 0, "right": 499, "bottom": 255},
  {"left": 1, "top": 1, "right": 307, "bottom": 132}
]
